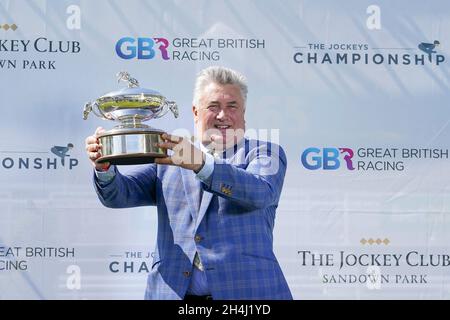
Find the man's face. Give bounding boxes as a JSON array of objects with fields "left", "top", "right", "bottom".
[{"left": 193, "top": 82, "right": 245, "bottom": 149}]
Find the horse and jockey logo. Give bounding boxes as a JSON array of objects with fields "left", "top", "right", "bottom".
[
  {"left": 418, "top": 40, "right": 440, "bottom": 62},
  {"left": 51, "top": 143, "right": 74, "bottom": 166}
]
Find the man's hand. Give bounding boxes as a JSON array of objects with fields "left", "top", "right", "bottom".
[
  {"left": 85, "top": 127, "right": 111, "bottom": 171},
  {"left": 155, "top": 133, "right": 205, "bottom": 172}
]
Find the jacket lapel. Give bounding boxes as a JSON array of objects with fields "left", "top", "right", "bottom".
[
  {"left": 194, "top": 141, "right": 245, "bottom": 229},
  {"left": 196, "top": 190, "right": 213, "bottom": 230},
  {"left": 180, "top": 168, "right": 201, "bottom": 221}
]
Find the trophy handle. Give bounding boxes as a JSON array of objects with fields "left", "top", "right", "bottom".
[
  {"left": 153, "top": 101, "right": 179, "bottom": 119},
  {"left": 167, "top": 101, "right": 179, "bottom": 118},
  {"left": 83, "top": 102, "right": 107, "bottom": 120},
  {"left": 83, "top": 102, "right": 92, "bottom": 120}
]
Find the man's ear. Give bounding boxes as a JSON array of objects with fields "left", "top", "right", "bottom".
[{"left": 192, "top": 105, "right": 198, "bottom": 123}]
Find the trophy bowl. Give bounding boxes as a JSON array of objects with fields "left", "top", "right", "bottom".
[{"left": 83, "top": 72, "right": 179, "bottom": 165}]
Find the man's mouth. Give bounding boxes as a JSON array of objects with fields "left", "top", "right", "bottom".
[{"left": 214, "top": 125, "right": 231, "bottom": 129}]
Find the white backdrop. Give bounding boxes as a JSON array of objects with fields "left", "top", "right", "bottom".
[{"left": 1, "top": 0, "right": 450, "bottom": 299}]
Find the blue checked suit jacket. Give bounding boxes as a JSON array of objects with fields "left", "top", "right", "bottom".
[{"left": 94, "top": 138, "right": 292, "bottom": 300}]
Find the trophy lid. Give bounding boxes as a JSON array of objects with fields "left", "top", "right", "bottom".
[
  {"left": 83, "top": 71, "right": 178, "bottom": 123},
  {"left": 94, "top": 72, "right": 167, "bottom": 121},
  {"left": 101, "top": 86, "right": 163, "bottom": 98},
  {"left": 100, "top": 71, "right": 164, "bottom": 99}
]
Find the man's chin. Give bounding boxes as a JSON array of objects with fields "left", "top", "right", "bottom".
[{"left": 200, "top": 128, "right": 245, "bottom": 150}]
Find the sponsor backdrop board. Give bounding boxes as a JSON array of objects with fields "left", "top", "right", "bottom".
[{"left": 0, "top": 0, "right": 449, "bottom": 299}]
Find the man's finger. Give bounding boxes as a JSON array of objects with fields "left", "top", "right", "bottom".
[
  {"left": 161, "top": 133, "right": 182, "bottom": 143},
  {"left": 155, "top": 157, "right": 174, "bottom": 166},
  {"left": 85, "top": 135, "right": 98, "bottom": 145},
  {"left": 157, "top": 141, "right": 177, "bottom": 150},
  {"left": 86, "top": 143, "right": 101, "bottom": 152},
  {"left": 89, "top": 151, "right": 101, "bottom": 160},
  {"left": 95, "top": 127, "right": 105, "bottom": 137}
]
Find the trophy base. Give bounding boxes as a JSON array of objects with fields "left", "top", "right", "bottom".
[{"left": 96, "top": 129, "right": 166, "bottom": 165}]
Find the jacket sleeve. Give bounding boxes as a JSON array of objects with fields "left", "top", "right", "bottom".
[
  {"left": 93, "top": 164, "right": 157, "bottom": 208},
  {"left": 203, "top": 143, "right": 287, "bottom": 210}
]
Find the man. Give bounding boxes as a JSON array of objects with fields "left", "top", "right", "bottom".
[{"left": 85, "top": 66, "right": 292, "bottom": 300}]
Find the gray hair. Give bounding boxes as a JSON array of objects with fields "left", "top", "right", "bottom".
[{"left": 192, "top": 66, "right": 248, "bottom": 106}]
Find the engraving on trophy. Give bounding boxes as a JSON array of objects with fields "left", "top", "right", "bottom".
[{"left": 83, "top": 72, "right": 179, "bottom": 165}]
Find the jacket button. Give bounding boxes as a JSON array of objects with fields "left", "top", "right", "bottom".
[
  {"left": 183, "top": 271, "right": 191, "bottom": 277},
  {"left": 194, "top": 235, "right": 203, "bottom": 243}
]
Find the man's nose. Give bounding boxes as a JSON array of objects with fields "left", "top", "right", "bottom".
[{"left": 216, "top": 109, "right": 226, "bottom": 119}]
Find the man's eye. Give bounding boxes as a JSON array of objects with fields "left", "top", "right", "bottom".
[{"left": 207, "top": 105, "right": 219, "bottom": 110}]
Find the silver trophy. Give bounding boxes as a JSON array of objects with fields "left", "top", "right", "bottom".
[{"left": 83, "top": 71, "right": 179, "bottom": 165}]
